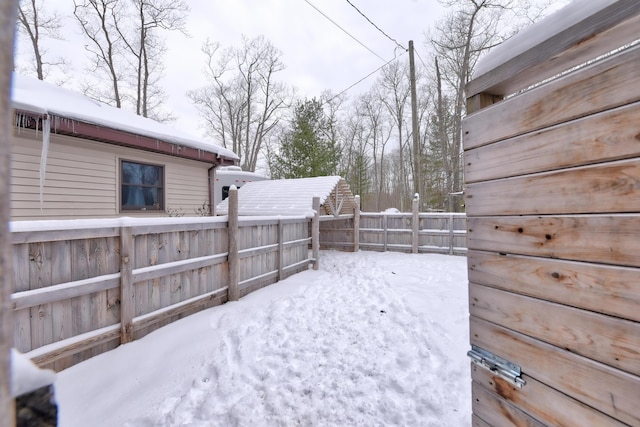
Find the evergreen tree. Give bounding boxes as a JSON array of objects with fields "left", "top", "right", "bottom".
[{"left": 270, "top": 98, "right": 340, "bottom": 179}]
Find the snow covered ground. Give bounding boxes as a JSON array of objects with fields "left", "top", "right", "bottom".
[{"left": 55, "top": 250, "right": 471, "bottom": 426}]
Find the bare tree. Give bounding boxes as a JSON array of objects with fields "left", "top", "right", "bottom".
[
  {"left": 189, "top": 36, "right": 291, "bottom": 171},
  {"left": 1, "top": 0, "right": 19, "bottom": 423},
  {"left": 426, "top": 0, "right": 516, "bottom": 212},
  {"left": 16, "top": 0, "right": 65, "bottom": 80},
  {"left": 377, "top": 60, "right": 412, "bottom": 211},
  {"left": 355, "top": 91, "right": 393, "bottom": 211},
  {"left": 73, "top": 0, "right": 126, "bottom": 107},
  {"left": 119, "top": 0, "right": 188, "bottom": 119},
  {"left": 426, "top": 0, "right": 563, "bottom": 211},
  {"left": 74, "top": 0, "right": 187, "bottom": 119}
]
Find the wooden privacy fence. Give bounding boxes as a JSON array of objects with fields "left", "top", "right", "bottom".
[
  {"left": 10, "top": 190, "right": 316, "bottom": 371},
  {"left": 320, "top": 196, "right": 466, "bottom": 255},
  {"left": 464, "top": 2, "right": 640, "bottom": 426}
]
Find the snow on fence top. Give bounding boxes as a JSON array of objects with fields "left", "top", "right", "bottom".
[
  {"left": 469, "top": 0, "right": 640, "bottom": 99},
  {"left": 216, "top": 176, "right": 344, "bottom": 216},
  {"left": 11, "top": 74, "right": 238, "bottom": 161}
]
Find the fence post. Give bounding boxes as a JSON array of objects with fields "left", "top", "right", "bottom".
[
  {"left": 312, "top": 196, "right": 320, "bottom": 270},
  {"left": 449, "top": 213, "right": 454, "bottom": 256},
  {"left": 383, "top": 214, "right": 388, "bottom": 252},
  {"left": 228, "top": 186, "right": 239, "bottom": 301},
  {"left": 0, "top": 2, "right": 18, "bottom": 421},
  {"left": 412, "top": 194, "right": 419, "bottom": 254},
  {"left": 119, "top": 226, "right": 134, "bottom": 344},
  {"left": 278, "top": 218, "right": 284, "bottom": 280},
  {"left": 354, "top": 195, "right": 360, "bottom": 252}
]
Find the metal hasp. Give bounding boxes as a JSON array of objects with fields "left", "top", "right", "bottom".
[{"left": 468, "top": 345, "right": 526, "bottom": 388}]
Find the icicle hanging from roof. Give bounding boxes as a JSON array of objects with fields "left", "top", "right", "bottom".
[{"left": 39, "top": 115, "right": 51, "bottom": 211}]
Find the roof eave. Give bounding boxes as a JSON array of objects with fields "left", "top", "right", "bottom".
[{"left": 14, "top": 109, "right": 237, "bottom": 166}]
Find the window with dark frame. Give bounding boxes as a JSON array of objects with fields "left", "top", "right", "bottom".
[{"left": 121, "top": 160, "right": 164, "bottom": 211}]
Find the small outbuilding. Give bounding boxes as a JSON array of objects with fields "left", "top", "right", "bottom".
[
  {"left": 10, "top": 74, "right": 238, "bottom": 220},
  {"left": 215, "top": 176, "right": 357, "bottom": 217}
]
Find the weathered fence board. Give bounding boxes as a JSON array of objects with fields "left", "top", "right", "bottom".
[
  {"left": 471, "top": 381, "right": 546, "bottom": 427},
  {"left": 320, "top": 212, "right": 466, "bottom": 255},
  {"left": 470, "top": 283, "right": 640, "bottom": 376},
  {"left": 466, "top": 158, "right": 640, "bottom": 216},
  {"left": 467, "top": 251, "right": 640, "bottom": 323},
  {"left": 467, "top": 215, "right": 640, "bottom": 268},
  {"left": 472, "top": 365, "right": 627, "bottom": 427},
  {"left": 464, "top": 4, "right": 640, "bottom": 424},
  {"left": 466, "top": 3, "right": 640, "bottom": 99},
  {"left": 464, "top": 43, "right": 640, "bottom": 150},
  {"left": 465, "top": 101, "right": 640, "bottom": 183},
  {"left": 12, "top": 213, "right": 314, "bottom": 371},
  {"left": 471, "top": 317, "right": 640, "bottom": 426}
]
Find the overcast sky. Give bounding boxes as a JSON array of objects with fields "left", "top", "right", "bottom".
[
  {"left": 13, "top": 0, "right": 569, "bottom": 138},
  {"left": 14, "top": 0, "right": 447, "bottom": 136}
]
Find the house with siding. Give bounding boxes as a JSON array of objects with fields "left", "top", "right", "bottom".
[{"left": 10, "top": 74, "right": 238, "bottom": 220}]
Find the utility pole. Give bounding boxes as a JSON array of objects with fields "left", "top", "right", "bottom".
[
  {"left": 409, "top": 40, "right": 421, "bottom": 209},
  {"left": 1, "top": 1, "right": 19, "bottom": 425}
]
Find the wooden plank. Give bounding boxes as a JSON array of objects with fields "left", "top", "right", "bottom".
[
  {"left": 238, "top": 243, "right": 278, "bottom": 259},
  {"left": 105, "top": 236, "right": 120, "bottom": 327},
  {"left": 157, "top": 232, "right": 171, "bottom": 309},
  {"left": 471, "top": 316, "right": 640, "bottom": 426},
  {"left": 27, "top": 325, "right": 121, "bottom": 368},
  {"left": 472, "top": 381, "right": 547, "bottom": 427},
  {"left": 12, "top": 243, "right": 32, "bottom": 352},
  {"left": 470, "top": 283, "right": 640, "bottom": 375},
  {"left": 312, "top": 197, "right": 320, "bottom": 270},
  {"left": 278, "top": 219, "right": 284, "bottom": 280},
  {"left": 472, "top": 414, "right": 492, "bottom": 427},
  {"left": 11, "top": 227, "right": 120, "bottom": 244},
  {"left": 120, "top": 227, "right": 134, "bottom": 344},
  {"left": 463, "top": 43, "right": 640, "bottom": 150},
  {"left": 465, "top": 101, "right": 640, "bottom": 183},
  {"left": 236, "top": 218, "right": 281, "bottom": 228},
  {"left": 12, "top": 273, "right": 120, "bottom": 310},
  {"left": 468, "top": 251, "right": 640, "bottom": 322},
  {"left": 467, "top": 3, "right": 640, "bottom": 99},
  {"left": 29, "top": 242, "right": 53, "bottom": 350},
  {"left": 467, "top": 215, "right": 640, "bottom": 268},
  {"left": 129, "top": 221, "right": 226, "bottom": 236},
  {"left": 134, "top": 234, "right": 149, "bottom": 317},
  {"left": 472, "top": 363, "right": 628, "bottom": 427},
  {"left": 132, "top": 287, "right": 228, "bottom": 333},
  {"left": 466, "top": 158, "right": 640, "bottom": 216},
  {"left": 148, "top": 233, "right": 161, "bottom": 313},
  {"left": 189, "top": 229, "right": 201, "bottom": 296},
  {"left": 227, "top": 188, "right": 239, "bottom": 301},
  {"left": 49, "top": 241, "right": 72, "bottom": 350}
]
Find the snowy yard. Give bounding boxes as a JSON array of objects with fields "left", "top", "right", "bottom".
[{"left": 55, "top": 250, "right": 471, "bottom": 426}]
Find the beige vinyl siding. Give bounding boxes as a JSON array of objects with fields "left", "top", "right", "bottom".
[
  {"left": 11, "top": 129, "right": 211, "bottom": 220},
  {"left": 165, "top": 162, "right": 211, "bottom": 216}
]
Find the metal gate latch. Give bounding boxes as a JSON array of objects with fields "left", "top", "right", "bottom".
[{"left": 468, "top": 345, "right": 526, "bottom": 388}]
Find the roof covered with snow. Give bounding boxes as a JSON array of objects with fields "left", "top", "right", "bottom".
[
  {"left": 216, "top": 176, "right": 356, "bottom": 216},
  {"left": 11, "top": 74, "right": 239, "bottom": 162},
  {"left": 473, "top": 0, "right": 617, "bottom": 78}
]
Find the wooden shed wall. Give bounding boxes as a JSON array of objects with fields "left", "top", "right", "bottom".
[
  {"left": 11, "top": 129, "right": 211, "bottom": 220},
  {"left": 463, "top": 3, "right": 640, "bottom": 426}
]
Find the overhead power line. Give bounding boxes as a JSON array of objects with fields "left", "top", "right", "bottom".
[
  {"left": 326, "top": 50, "right": 406, "bottom": 104},
  {"left": 345, "top": 0, "right": 407, "bottom": 51},
  {"left": 303, "top": 0, "right": 386, "bottom": 62}
]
